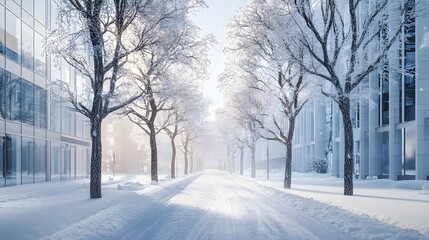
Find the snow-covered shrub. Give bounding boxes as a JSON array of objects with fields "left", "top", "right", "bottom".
[{"left": 309, "top": 156, "right": 328, "bottom": 174}]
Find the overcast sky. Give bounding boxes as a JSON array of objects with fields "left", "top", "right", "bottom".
[{"left": 192, "top": 0, "right": 251, "bottom": 120}]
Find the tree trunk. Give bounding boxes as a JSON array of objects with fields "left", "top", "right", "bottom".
[
  {"left": 90, "top": 118, "right": 102, "bottom": 199},
  {"left": 240, "top": 146, "right": 244, "bottom": 175},
  {"left": 149, "top": 124, "right": 158, "bottom": 182},
  {"left": 284, "top": 117, "right": 295, "bottom": 189},
  {"left": 339, "top": 98, "right": 354, "bottom": 196},
  {"left": 170, "top": 137, "right": 176, "bottom": 179},
  {"left": 251, "top": 141, "right": 256, "bottom": 178},
  {"left": 184, "top": 140, "right": 188, "bottom": 175}
]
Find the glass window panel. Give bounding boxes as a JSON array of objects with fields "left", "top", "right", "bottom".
[
  {"left": 22, "top": 0, "right": 33, "bottom": 16},
  {"left": 22, "top": 23, "right": 33, "bottom": 70},
  {"left": 7, "top": 1, "right": 21, "bottom": 17},
  {"left": 34, "top": 85, "right": 47, "bottom": 128},
  {"left": 50, "top": 1, "right": 58, "bottom": 30},
  {"left": 5, "top": 134, "right": 21, "bottom": 187},
  {"left": 61, "top": 144, "right": 70, "bottom": 180},
  {"left": 34, "top": 0, "right": 45, "bottom": 25},
  {"left": 404, "top": 126, "right": 416, "bottom": 175},
  {"left": 50, "top": 142, "right": 60, "bottom": 181},
  {"left": 75, "top": 146, "right": 82, "bottom": 179},
  {"left": 0, "top": 69, "right": 5, "bottom": 119},
  {"left": 5, "top": 10, "right": 21, "bottom": 62},
  {"left": 6, "top": 73, "right": 21, "bottom": 121},
  {"left": 0, "top": 5, "right": 5, "bottom": 55},
  {"left": 50, "top": 90, "right": 61, "bottom": 132},
  {"left": 62, "top": 100, "right": 74, "bottom": 135},
  {"left": 0, "top": 134, "right": 5, "bottom": 187},
  {"left": 21, "top": 137, "right": 34, "bottom": 184},
  {"left": 21, "top": 79, "right": 34, "bottom": 125},
  {"left": 34, "top": 139, "right": 46, "bottom": 182},
  {"left": 35, "top": 32, "right": 45, "bottom": 76}
]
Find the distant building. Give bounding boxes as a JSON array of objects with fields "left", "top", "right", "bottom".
[{"left": 102, "top": 119, "right": 148, "bottom": 174}]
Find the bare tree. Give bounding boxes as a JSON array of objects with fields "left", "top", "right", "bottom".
[
  {"left": 225, "top": 0, "right": 315, "bottom": 188},
  {"left": 124, "top": 1, "right": 212, "bottom": 182},
  {"left": 287, "top": 0, "right": 417, "bottom": 195},
  {"left": 47, "top": 0, "right": 172, "bottom": 198}
]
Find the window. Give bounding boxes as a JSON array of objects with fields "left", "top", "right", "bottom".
[
  {"left": 0, "top": 69, "right": 5, "bottom": 119},
  {"left": 22, "top": 0, "right": 34, "bottom": 17},
  {"left": 50, "top": 142, "right": 61, "bottom": 181},
  {"left": 6, "top": 73, "right": 21, "bottom": 121},
  {"left": 34, "top": 0, "right": 45, "bottom": 25},
  {"left": 5, "top": 10, "right": 21, "bottom": 63},
  {"left": 21, "top": 79, "right": 34, "bottom": 125},
  {"left": 22, "top": 23, "right": 33, "bottom": 70},
  {"left": 34, "top": 139, "right": 46, "bottom": 182},
  {"left": 34, "top": 85, "right": 47, "bottom": 128},
  {"left": 50, "top": 90, "right": 61, "bottom": 132},
  {"left": 0, "top": 133, "right": 5, "bottom": 187},
  {"left": 5, "top": 134, "right": 21, "bottom": 187},
  {"left": 0, "top": 5, "right": 5, "bottom": 55},
  {"left": 61, "top": 144, "right": 70, "bottom": 180},
  {"left": 21, "top": 137, "right": 34, "bottom": 184},
  {"left": 35, "top": 32, "right": 45, "bottom": 76}
]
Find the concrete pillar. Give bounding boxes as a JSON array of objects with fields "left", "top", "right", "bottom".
[
  {"left": 388, "top": 5, "right": 402, "bottom": 180},
  {"left": 415, "top": 11, "right": 429, "bottom": 180}
]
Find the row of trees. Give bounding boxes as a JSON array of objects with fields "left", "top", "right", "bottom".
[
  {"left": 47, "top": 0, "right": 212, "bottom": 198},
  {"left": 220, "top": 0, "right": 417, "bottom": 195}
]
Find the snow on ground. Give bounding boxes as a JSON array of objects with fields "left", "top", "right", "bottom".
[
  {"left": 250, "top": 170, "right": 429, "bottom": 237},
  {"left": 0, "top": 170, "right": 428, "bottom": 239}
]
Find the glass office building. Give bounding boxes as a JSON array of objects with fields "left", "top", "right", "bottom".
[
  {"left": 253, "top": 1, "right": 429, "bottom": 181},
  {"left": 0, "top": 0, "right": 90, "bottom": 187}
]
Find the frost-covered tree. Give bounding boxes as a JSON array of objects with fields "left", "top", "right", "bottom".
[
  {"left": 46, "top": 0, "right": 175, "bottom": 198},
  {"left": 163, "top": 89, "right": 208, "bottom": 179},
  {"left": 225, "top": 0, "right": 315, "bottom": 188},
  {"left": 287, "top": 0, "right": 418, "bottom": 195},
  {"left": 125, "top": 1, "right": 212, "bottom": 182}
]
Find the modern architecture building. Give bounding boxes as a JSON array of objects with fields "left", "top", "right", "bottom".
[
  {"left": 0, "top": 0, "right": 91, "bottom": 188},
  {"left": 255, "top": 1, "right": 429, "bottom": 181}
]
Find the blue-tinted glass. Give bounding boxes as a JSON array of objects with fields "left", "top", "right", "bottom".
[
  {"left": 5, "top": 134, "right": 21, "bottom": 186},
  {"left": 0, "top": 5, "right": 5, "bottom": 55},
  {"left": 35, "top": 32, "right": 45, "bottom": 76},
  {"left": 5, "top": 10, "right": 21, "bottom": 63},
  {"left": 61, "top": 144, "right": 70, "bottom": 180},
  {"left": 34, "top": 85, "right": 46, "bottom": 128},
  {"left": 34, "top": 139, "right": 46, "bottom": 182},
  {"left": 21, "top": 79, "right": 34, "bottom": 125},
  {"left": 0, "top": 69, "right": 5, "bottom": 119},
  {"left": 21, "top": 137, "right": 34, "bottom": 184},
  {"left": 404, "top": 126, "right": 416, "bottom": 175},
  {"left": 6, "top": 73, "right": 21, "bottom": 121},
  {"left": 50, "top": 142, "right": 60, "bottom": 181},
  {"left": 50, "top": 90, "right": 61, "bottom": 132},
  {"left": 22, "top": 23, "right": 34, "bottom": 70},
  {"left": 0, "top": 134, "right": 5, "bottom": 187}
]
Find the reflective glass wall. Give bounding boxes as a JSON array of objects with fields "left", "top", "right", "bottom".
[{"left": 0, "top": 1, "right": 90, "bottom": 188}]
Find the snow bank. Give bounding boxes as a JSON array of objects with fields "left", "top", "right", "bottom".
[{"left": 117, "top": 182, "right": 145, "bottom": 191}]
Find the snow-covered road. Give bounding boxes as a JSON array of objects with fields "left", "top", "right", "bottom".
[
  {"left": 115, "top": 171, "right": 345, "bottom": 240},
  {"left": 1, "top": 170, "right": 427, "bottom": 239}
]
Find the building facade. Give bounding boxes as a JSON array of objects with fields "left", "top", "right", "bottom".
[
  {"left": 0, "top": 0, "right": 91, "bottom": 188},
  {"left": 254, "top": 1, "right": 429, "bottom": 181}
]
